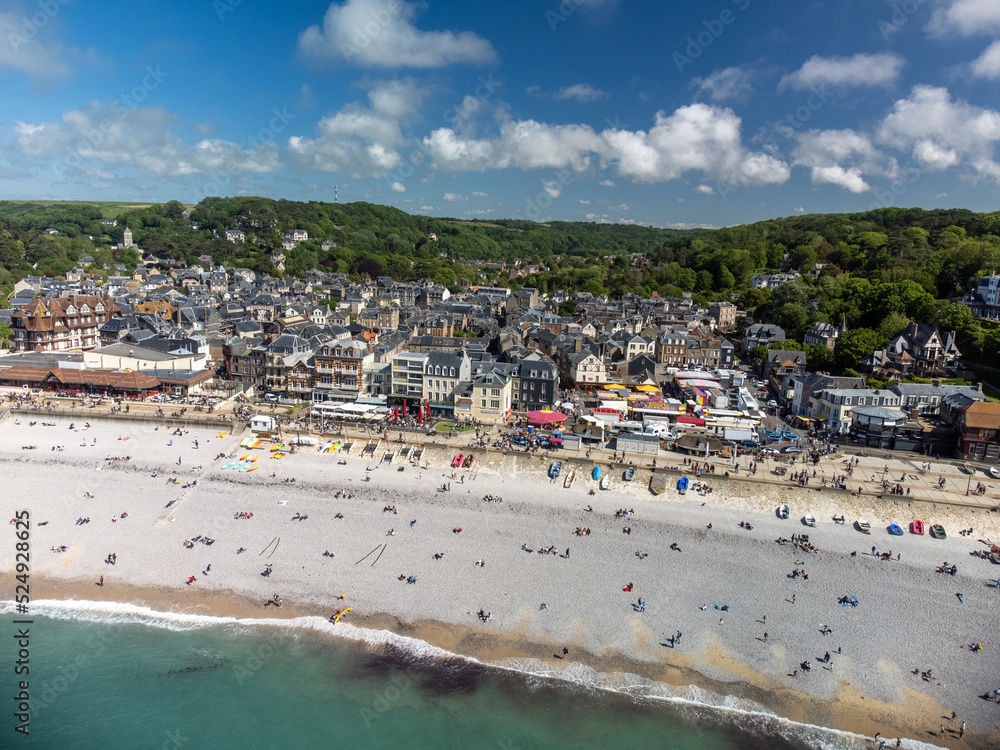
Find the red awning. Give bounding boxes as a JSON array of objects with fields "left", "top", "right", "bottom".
[
  {"left": 677, "top": 416, "right": 705, "bottom": 426},
  {"left": 526, "top": 410, "right": 567, "bottom": 425}
]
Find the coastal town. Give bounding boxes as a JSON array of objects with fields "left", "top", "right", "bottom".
[{"left": 0, "top": 240, "right": 998, "bottom": 473}]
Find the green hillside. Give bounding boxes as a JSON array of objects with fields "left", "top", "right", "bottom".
[{"left": 1, "top": 197, "right": 998, "bottom": 365}]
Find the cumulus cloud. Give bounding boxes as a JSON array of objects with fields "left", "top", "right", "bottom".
[
  {"left": 779, "top": 53, "right": 905, "bottom": 90},
  {"left": 925, "top": 0, "right": 1000, "bottom": 37},
  {"left": 365, "top": 77, "right": 429, "bottom": 119},
  {"left": 791, "top": 128, "right": 886, "bottom": 192},
  {"left": 421, "top": 103, "right": 789, "bottom": 187},
  {"left": 471, "top": 190, "right": 488, "bottom": 196},
  {"left": 423, "top": 119, "right": 605, "bottom": 172},
  {"left": 877, "top": 85, "right": 1000, "bottom": 180},
  {"left": 971, "top": 40, "right": 1000, "bottom": 79},
  {"left": 14, "top": 102, "right": 278, "bottom": 177},
  {"left": 693, "top": 67, "right": 753, "bottom": 101},
  {"left": 696, "top": 184, "right": 715, "bottom": 195},
  {"left": 286, "top": 79, "right": 426, "bottom": 176},
  {"left": 602, "top": 104, "right": 790, "bottom": 185},
  {"left": 599, "top": 179, "right": 616, "bottom": 186},
  {"left": 542, "top": 179, "right": 563, "bottom": 198},
  {"left": 391, "top": 181, "right": 406, "bottom": 192},
  {"left": 299, "top": 0, "right": 497, "bottom": 67},
  {"left": 553, "top": 83, "right": 609, "bottom": 103},
  {"left": 443, "top": 192, "right": 466, "bottom": 201}
]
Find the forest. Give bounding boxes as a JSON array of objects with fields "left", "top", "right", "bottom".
[{"left": 0, "top": 198, "right": 998, "bottom": 365}]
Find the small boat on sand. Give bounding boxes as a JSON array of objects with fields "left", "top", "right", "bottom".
[
  {"left": 930, "top": 524, "right": 947, "bottom": 539},
  {"left": 600, "top": 474, "right": 610, "bottom": 490},
  {"left": 592, "top": 465, "right": 602, "bottom": 481},
  {"left": 911, "top": 519, "right": 924, "bottom": 535},
  {"left": 677, "top": 476, "right": 689, "bottom": 494},
  {"left": 462, "top": 454, "right": 474, "bottom": 468},
  {"left": 803, "top": 514, "right": 816, "bottom": 527},
  {"left": 777, "top": 504, "right": 790, "bottom": 520},
  {"left": 564, "top": 471, "right": 575, "bottom": 488},
  {"left": 623, "top": 466, "right": 635, "bottom": 482},
  {"left": 856, "top": 518, "right": 871, "bottom": 534},
  {"left": 888, "top": 523, "right": 904, "bottom": 536},
  {"left": 549, "top": 461, "right": 562, "bottom": 479},
  {"left": 452, "top": 453, "right": 463, "bottom": 468}
]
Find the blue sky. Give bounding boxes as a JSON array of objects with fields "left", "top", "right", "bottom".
[{"left": 2, "top": 0, "right": 1000, "bottom": 227}]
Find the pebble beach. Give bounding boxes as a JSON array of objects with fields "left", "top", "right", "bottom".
[{"left": 3, "top": 415, "right": 999, "bottom": 748}]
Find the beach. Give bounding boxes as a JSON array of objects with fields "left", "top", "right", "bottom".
[{"left": 3, "top": 415, "right": 999, "bottom": 748}]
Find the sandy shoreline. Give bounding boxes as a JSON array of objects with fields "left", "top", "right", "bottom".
[{"left": 2, "top": 415, "right": 999, "bottom": 748}]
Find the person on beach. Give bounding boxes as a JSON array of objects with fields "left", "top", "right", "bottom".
[{"left": 98, "top": 576, "right": 103, "bottom": 587}]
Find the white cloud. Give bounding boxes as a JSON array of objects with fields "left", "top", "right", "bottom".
[
  {"left": 14, "top": 102, "right": 278, "bottom": 177},
  {"left": 599, "top": 179, "right": 616, "bottom": 186},
  {"left": 791, "top": 128, "right": 884, "bottom": 192},
  {"left": 779, "top": 53, "right": 905, "bottom": 90},
  {"left": 286, "top": 79, "right": 425, "bottom": 177},
  {"left": 877, "top": 85, "right": 1000, "bottom": 180},
  {"left": 553, "top": 83, "right": 609, "bottom": 103},
  {"left": 299, "top": 0, "right": 497, "bottom": 68},
  {"left": 925, "top": 0, "right": 1000, "bottom": 37},
  {"left": 616, "top": 203, "right": 629, "bottom": 210},
  {"left": 542, "top": 179, "right": 563, "bottom": 198},
  {"left": 602, "top": 104, "right": 790, "bottom": 185},
  {"left": 810, "top": 165, "right": 870, "bottom": 193},
  {"left": 365, "top": 77, "right": 429, "bottom": 119},
  {"left": 795, "top": 207, "right": 805, "bottom": 213},
  {"left": 443, "top": 192, "right": 467, "bottom": 201},
  {"left": 579, "top": 199, "right": 590, "bottom": 204},
  {"left": 423, "top": 119, "right": 605, "bottom": 172},
  {"left": 391, "top": 181, "right": 406, "bottom": 192},
  {"left": 971, "top": 40, "right": 1000, "bottom": 79},
  {"left": 696, "top": 184, "right": 715, "bottom": 195},
  {"left": 287, "top": 107, "right": 406, "bottom": 176},
  {"left": 693, "top": 67, "right": 753, "bottom": 101},
  {"left": 471, "top": 190, "right": 488, "bottom": 196},
  {"left": 422, "top": 104, "right": 789, "bottom": 187},
  {"left": 0, "top": 9, "right": 76, "bottom": 78},
  {"left": 419, "top": 205, "right": 436, "bottom": 211}
]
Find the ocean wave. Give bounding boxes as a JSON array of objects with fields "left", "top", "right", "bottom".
[{"left": 1, "top": 599, "right": 943, "bottom": 750}]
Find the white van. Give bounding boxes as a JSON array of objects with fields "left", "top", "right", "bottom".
[{"left": 643, "top": 421, "right": 675, "bottom": 438}]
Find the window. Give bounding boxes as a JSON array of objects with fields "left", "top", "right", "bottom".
[
  {"left": 450, "top": 367, "right": 455, "bottom": 377},
  {"left": 490, "top": 400, "right": 500, "bottom": 409},
  {"left": 491, "top": 389, "right": 500, "bottom": 397},
  {"left": 481, "top": 400, "right": 486, "bottom": 408}
]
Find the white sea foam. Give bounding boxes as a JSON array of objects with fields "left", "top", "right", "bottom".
[{"left": 1, "top": 599, "right": 944, "bottom": 750}]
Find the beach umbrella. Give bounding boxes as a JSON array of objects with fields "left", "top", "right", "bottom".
[
  {"left": 402, "top": 400, "right": 407, "bottom": 417},
  {"left": 417, "top": 405, "right": 422, "bottom": 424},
  {"left": 393, "top": 405, "right": 398, "bottom": 420}
]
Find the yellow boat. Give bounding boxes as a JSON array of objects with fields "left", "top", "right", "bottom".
[
  {"left": 239, "top": 453, "right": 250, "bottom": 460},
  {"left": 331, "top": 607, "right": 352, "bottom": 624},
  {"left": 270, "top": 443, "right": 285, "bottom": 452},
  {"left": 217, "top": 432, "right": 228, "bottom": 438}
]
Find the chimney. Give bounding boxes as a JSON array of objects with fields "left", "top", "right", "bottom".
[
  {"left": 574, "top": 338, "right": 582, "bottom": 353},
  {"left": 932, "top": 379, "right": 941, "bottom": 388}
]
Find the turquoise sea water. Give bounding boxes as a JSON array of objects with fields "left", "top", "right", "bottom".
[{"left": 6, "top": 601, "right": 881, "bottom": 750}]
